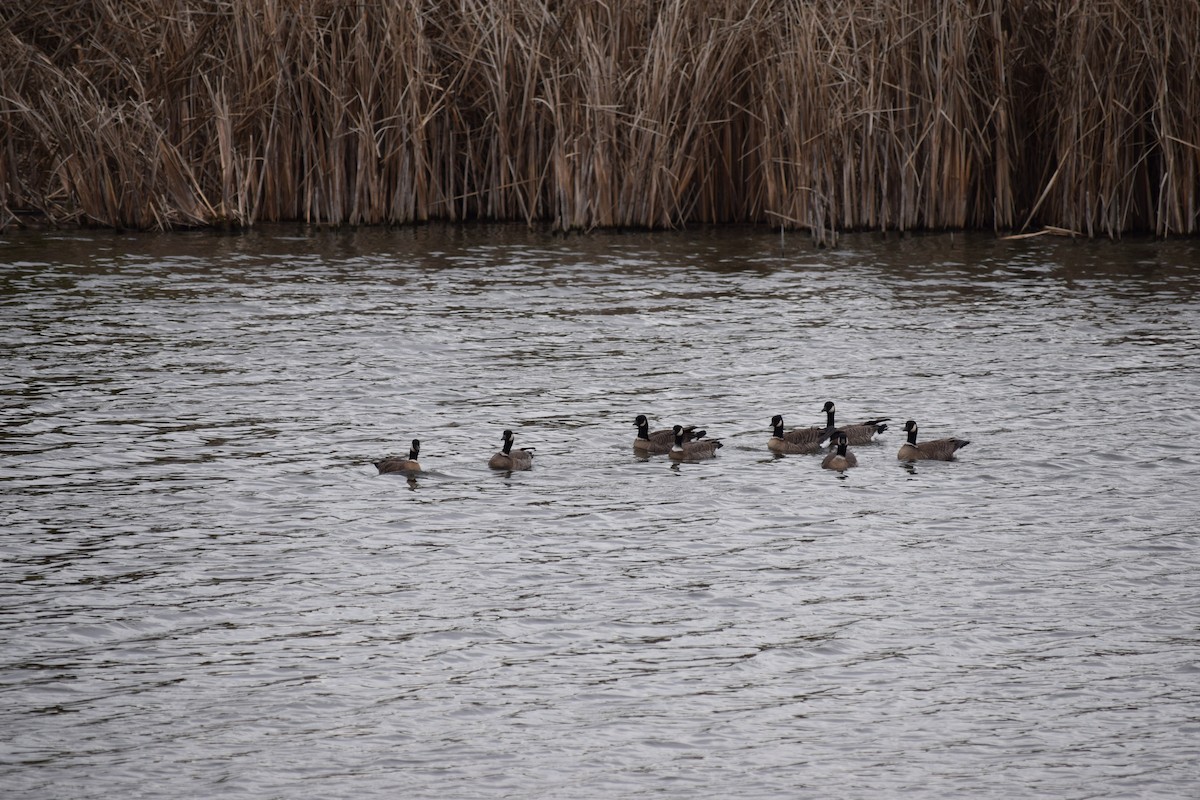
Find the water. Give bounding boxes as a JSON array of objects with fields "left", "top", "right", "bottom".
[{"left": 2, "top": 226, "right": 1198, "bottom": 798}]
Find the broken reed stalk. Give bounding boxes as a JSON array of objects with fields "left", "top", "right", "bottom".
[{"left": 1, "top": 0, "right": 1197, "bottom": 237}]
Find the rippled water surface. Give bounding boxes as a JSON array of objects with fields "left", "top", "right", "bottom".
[{"left": 3, "top": 226, "right": 1199, "bottom": 798}]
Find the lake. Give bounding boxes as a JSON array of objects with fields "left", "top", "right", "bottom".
[{"left": 2, "top": 225, "right": 1198, "bottom": 798}]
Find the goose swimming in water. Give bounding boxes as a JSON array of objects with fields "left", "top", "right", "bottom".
[
  {"left": 821, "top": 431, "right": 858, "bottom": 471},
  {"left": 375, "top": 439, "right": 422, "bottom": 474},
  {"left": 488, "top": 429, "right": 534, "bottom": 470},
  {"left": 669, "top": 424, "right": 722, "bottom": 461},
  {"left": 896, "top": 420, "right": 969, "bottom": 461},
  {"left": 767, "top": 413, "right": 826, "bottom": 454},
  {"left": 634, "top": 415, "right": 701, "bottom": 454},
  {"left": 823, "top": 401, "right": 889, "bottom": 445}
]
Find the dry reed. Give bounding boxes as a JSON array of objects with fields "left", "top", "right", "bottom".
[{"left": 2, "top": 0, "right": 1197, "bottom": 238}]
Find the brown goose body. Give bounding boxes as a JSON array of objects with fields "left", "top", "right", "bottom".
[
  {"left": 821, "top": 431, "right": 858, "bottom": 471},
  {"left": 669, "top": 424, "right": 722, "bottom": 461},
  {"left": 896, "top": 420, "right": 969, "bottom": 461},
  {"left": 488, "top": 429, "right": 534, "bottom": 470},
  {"left": 375, "top": 439, "right": 422, "bottom": 474},
  {"left": 634, "top": 415, "right": 700, "bottom": 454}
]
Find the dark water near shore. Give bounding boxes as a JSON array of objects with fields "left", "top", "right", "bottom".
[{"left": 2, "top": 226, "right": 1198, "bottom": 798}]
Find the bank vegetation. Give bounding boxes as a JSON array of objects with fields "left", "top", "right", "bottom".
[{"left": 2, "top": 0, "right": 1198, "bottom": 240}]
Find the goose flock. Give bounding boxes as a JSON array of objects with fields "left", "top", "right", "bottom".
[{"left": 374, "top": 402, "right": 970, "bottom": 476}]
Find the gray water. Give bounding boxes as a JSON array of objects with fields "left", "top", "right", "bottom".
[{"left": 2, "top": 226, "right": 1198, "bottom": 799}]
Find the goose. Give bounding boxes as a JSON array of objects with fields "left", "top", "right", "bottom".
[
  {"left": 488, "top": 429, "right": 534, "bottom": 470},
  {"left": 634, "top": 415, "right": 701, "bottom": 454},
  {"left": 767, "top": 413, "right": 826, "bottom": 454},
  {"left": 823, "top": 401, "right": 889, "bottom": 445},
  {"left": 669, "top": 424, "right": 722, "bottom": 461},
  {"left": 821, "top": 431, "right": 858, "bottom": 471},
  {"left": 897, "top": 420, "right": 969, "bottom": 461},
  {"left": 375, "top": 439, "right": 421, "bottom": 474}
]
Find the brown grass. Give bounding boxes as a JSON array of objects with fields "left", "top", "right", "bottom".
[{"left": 2, "top": 0, "right": 1197, "bottom": 238}]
